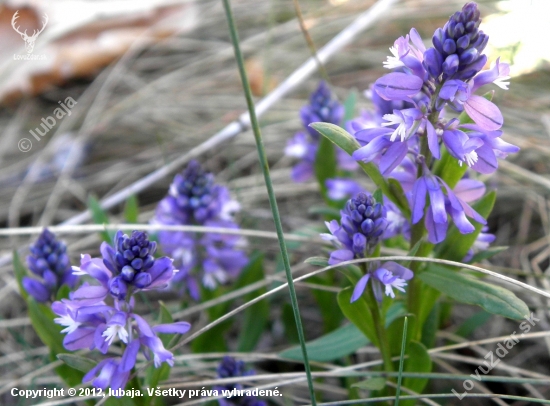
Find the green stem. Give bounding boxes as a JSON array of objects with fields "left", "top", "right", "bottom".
[
  {"left": 220, "top": 1, "right": 317, "bottom": 405},
  {"left": 362, "top": 266, "right": 393, "bottom": 374}
]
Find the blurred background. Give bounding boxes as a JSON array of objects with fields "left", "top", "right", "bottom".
[{"left": 0, "top": 0, "right": 549, "bottom": 404}]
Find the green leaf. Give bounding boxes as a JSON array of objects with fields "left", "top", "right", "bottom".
[
  {"left": 455, "top": 310, "right": 492, "bottom": 338},
  {"left": 338, "top": 287, "right": 379, "bottom": 347},
  {"left": 123, "top": 195, "right": 139, "bottom": 224},
  {"left": 280, "top": 323, "right": 369, "bottom": 362},
  {"left": 419, "top": 264, "right": 529, "bottom": 320},
  {"left": 373, "top": 189, "right": 383, "bottom": 204},
  {"left": 469, "top": 246, "right": 508, "bottom": 263},
  {"left": 237, "top": 255, "right": 269, "bottom": 352},
  {"left": 12, "top": 251, "right": 29, "bottom": 301},
  {"left": 394, "top": 317, "right": 408, "bottom": 406},
  {"left": 387, "top": 314, "right": 416, "bottom": 357},
  {"left": 280, "top": 303, "right": 405, "bottom": 362},
  {"left": 57, "top": 354, "right": 97, "bottom": 373},
  {"left": 401, "top": 341, "right": 432, "bottom": 406},
  {"left": 314, "top": 133, "right": 337, "bottom": 200},
  {"left": 352, "top": 377, "right": 386, "bottom": 391},
  {"left": 56, "top": 284, "right": 71, "bottom": 301},
  {"left": 436, "top": 191, "right": 496, "bottom": 262},
  {"left": 308, "top": 205, "right": 341, "bottom": 218},
  {"left": 27, "top": 298, "right": 65, "bottom": 354},
  {"left": 310, "top": 122, "right": 410, "bottom": 217},
  {"left": 282, "top": 303, "right": 300, "bottom": 343},
  {"left": 310, "top": 274, "right": 343, "bottom": 333},
  {"left": 343, "top": 90, "right": 358, "bottom": 122},
  {"left": 88, "top": 195, "right": 112, "bottom": 243},
  {"left": 304, "top": 256, "right": 329, "bottom": 267}
]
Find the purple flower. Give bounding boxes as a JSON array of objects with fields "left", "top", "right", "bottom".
[
  {"left": 322, "top": 193, "right": 389, "bottom": 265},
  {"left": 214, "top": 356, "right": 266, "bottom": 406},
  {"left": 411, "top": 170, "right": 486, "bottom": 243},
  {"left": 301, "top": 81, "right": 344, "bottom": 138},
  {"left": 463, "top": 225, "right": 496, "bottom": 262},
  {"left": 325, "top": 178, "right": 364, "bottom": 200},
  {"left": 351, "top": 261, "right": 413, "bottom": 303},
  {"left": 72, "top": 230, "right": 175, "bottom": 303},
  {"left": 23, "top": 229, "right": 76, "bottom": 302},
  {"left": 53, "top": 297, "right": 191, "bottom": 393},
  {"left": 431, "top": 2, "right": 488, "bottom": 82},
  {"left": 154, "top": 161, "right": 248, "bottom": 299},
  {"left": 284, "top": 132, "right": 317, "bottom": 182}
]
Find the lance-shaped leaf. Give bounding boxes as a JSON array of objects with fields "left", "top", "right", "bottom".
[{"left": 419, "top": 264, "right": 529, "bottom": 320}]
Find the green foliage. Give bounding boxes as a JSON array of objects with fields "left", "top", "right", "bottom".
[
  {"left": 401, "top": 341, "right": 432, "bottom": 405},
  {"left": 123, "top": 194, "right": 139, "bottom": 224},
  {"left": 419, "top": 264, "right": 529, "bottom": 320},
  {"left": 237, "top": 254, "right": 269, "bottom": 351},
  {"left": 280, "top": 323, "right": 368, "bottom": 362},
  {"left": 314, "top": 134, "right": 337, "bottom": 200},
  {"left": 352, "top": 377, "right": 386, "bottom": 391},
  {"left": 12, "top": 251, "right": 29, "bottom": 301},
  {"left": 310, "top": 274, "right": 343, "bottom": 333},
  {"left": 455, "top": 310, "right": 492, "bottom": 338},
  {"left": 387, "top": 314, "right": 416, "bottom": 356},
  {"left": 338, "top": 287, "right": 379, "bottom": 347},
  {"left": 57, "top": 354, "right": 97, "bottom": 373},
  {"left": 88, "top": 195, "right": 113, "bottom": 243},
  {"left": 343, "top": 90, "right": 358, "bottom": 122}
]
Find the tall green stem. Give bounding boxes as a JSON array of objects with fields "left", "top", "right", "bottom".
[
  {"left": 362, "top": 265, "right": 393, "bottom": 374},
  {"left": 220, "top": 1, "right": 317, "bottom": 404}
]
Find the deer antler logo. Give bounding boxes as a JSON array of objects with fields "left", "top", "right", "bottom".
[{"left": 12, "top": 10, "right": 49, "bottom": 54}]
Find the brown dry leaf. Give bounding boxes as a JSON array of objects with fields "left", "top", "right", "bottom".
[
  {"left": 0, "top": 1, "right": 199, "bottom": 104},
  {"left": 245, "top": 57, "right": 278, "bottom": 97}
]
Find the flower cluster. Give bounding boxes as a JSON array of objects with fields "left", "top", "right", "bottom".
[
  {"left": 52, "top": 230, "right": 190, "bottom": 392},
  {"left": 285, "top": 81, "right": 356, "bottom": 182},
  {"left": 154, "top": 160, "right": 248, "bottom": 300},
  {"left": 346, "top": 2, "right": 518, "bottom": 243},
  {"left": 322, "top": 192, "right": 413, "bottom": 302},
  {"left": 214, "top": 356, "right": 266, "bottom": 406},
  {"left": 23, "top": 229, "right": 76, "bottom": 302}
]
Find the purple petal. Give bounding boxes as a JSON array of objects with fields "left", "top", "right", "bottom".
[
  {"left": 71, "top": 285, "right": 108, "bottom": 305},
  {"left": 354, "top": 127, "right": 392, "bottom": 144},
  {"left": 153, "top": 322, "right": 192, "bottom": 335},
  {"left": 328, "top": 249, "right": 354, "bottom": 266},
  {"left": 454, "top": 179, "right": 485, "bottom": 202},
  {"left": 379, "top": 141, "right": 408, "bottom": 175},
  {"left": 83, "top": 359, "right": 109, "bottom": 385},
  {"left": 22, "top": 278, "right": 50, "bottom": 302},
  {"left": 464, "top": 95, "right": 503, "bottom": 131},
  {"left": 120, "top": 340, "right": 140, "bottom": 372},
  {"left": 131, "top": 313, "right": 155, "bottom": 338},
  {"left": 80, "top": 257, "right": 111, "bottom": 288},
  {"left": 374, "top": 73, "right": 423, "bottom": 100},
  {"left": 351, "top": 274, "right": 370, "bottom": 303},
  {"left": 425, "top": 210, "right": 448, "bottom": 244},
  {"left": 411, "top": 177, "right": 427, "bottom": 224},
  {"left": 426, "top": 121, "right": 440, "bottom": 159},
  {"left": 449, "top": 207, "right": 475, "bottom": 234},
  {"left": 145, "top": 257, "right": 175, "bottom": 289},
  {"left": 383, "top": 261, "right": 413, "bottom": 280},
  {"left": 425, "top": 176, "right": 447, "bottom": 224},
  {"left": 291, "top": 161, "right": 314, "bottom": 183},
  {"left": 471, "top": 143, "right": 498, "bottom": 174},
  {"left": 352, "top": 136, "right": 391, "bottom": 163},
  {"left": 64, "top": 327, "right": 96, "bottom": 351}
]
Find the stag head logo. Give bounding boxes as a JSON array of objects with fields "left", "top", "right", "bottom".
[{"left": 12, "top": 11, "right": 48, "bottom": 54}]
